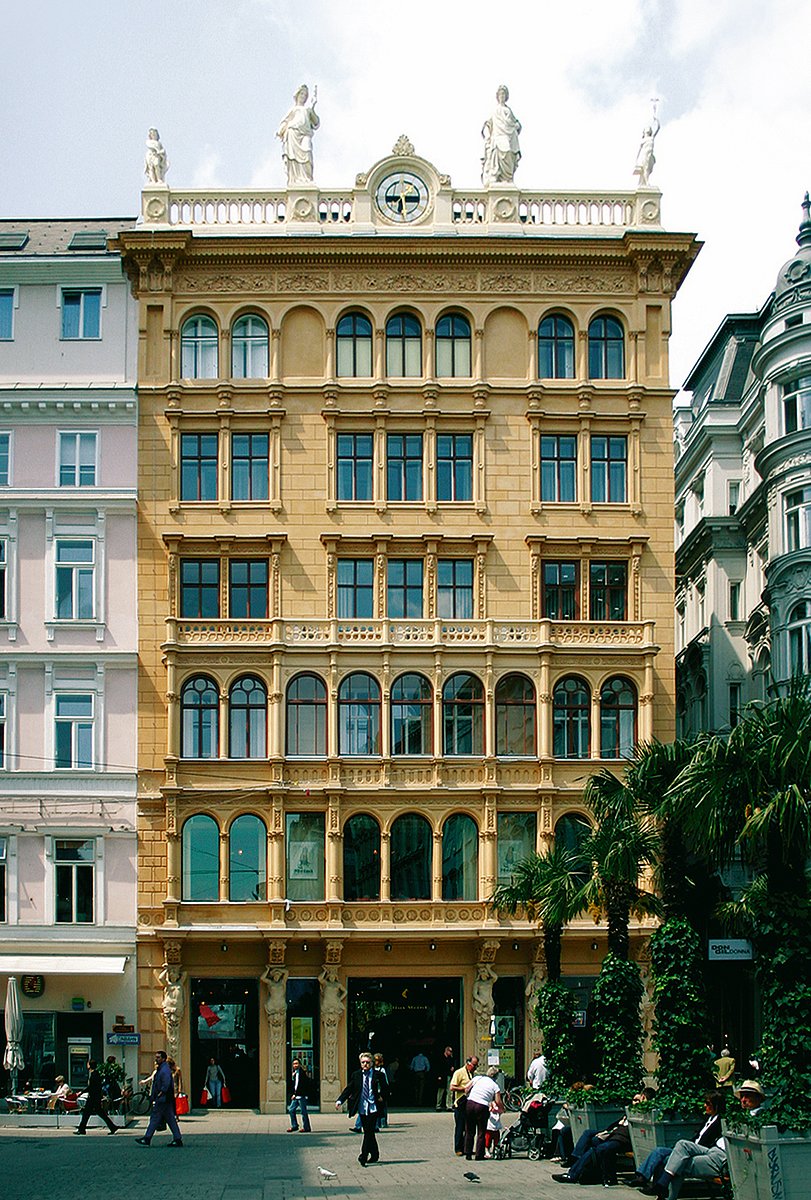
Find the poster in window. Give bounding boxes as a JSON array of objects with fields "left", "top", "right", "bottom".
[
  {"left": 291, "top": 1017, "right": 313, "bottom": 1048},
  {"left": 499, "top": 1048, "right": 516, "bottom": 1079},
  {"left": 493, "top": 1015, "right": 514, "bottom": 1047},
  {"left": 295, "top": 1048, "right": 314, "bottom": 1075},
  {"left": 289, "top": 841, "right": 317, "bottom": 880}
]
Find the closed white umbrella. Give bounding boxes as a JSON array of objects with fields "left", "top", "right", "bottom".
[{"left": 3, "top": 976, "right": 25, "bottom": 1095}]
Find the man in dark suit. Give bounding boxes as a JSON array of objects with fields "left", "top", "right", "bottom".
[
  {"left": 336, "top": 1051, "right": 388, "bottom": 1166},
  {"left": 74, "top": 1060, "right": 119, "bottom": 1134},
  {"left": 135, "top": 1050, "right": 183, "bottom": 1147},
  {"left": 287, "top": 1057, "right": 312, "bottom": 1131}
]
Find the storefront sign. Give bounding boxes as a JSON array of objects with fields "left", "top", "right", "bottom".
[
  {"left": 708, "top": 939, "right": 753, "bottom": 961},
  {"left": 21, "top": 975, "right": 45, "bottom": 997},
  {"left": 107, "top": 1032, "right": 141, "bottom": 1046},
  {"left": 571, "top": 1010, "right": 587, "bottom": 1028},
  {"left": 112, "top": 1024, "right": 135, "bottom": 1033}
]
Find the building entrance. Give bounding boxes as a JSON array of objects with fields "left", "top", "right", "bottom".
[
  {"left": 190, "top": 978, "right": 259, "bottom": 1108},
  {"left": 348, "top": 977, "right": 461, "bottom": 1108}
]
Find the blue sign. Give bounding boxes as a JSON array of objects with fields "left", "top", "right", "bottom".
[{"left": 106, "top": 1032, "right": 141, "bottom": 1045}]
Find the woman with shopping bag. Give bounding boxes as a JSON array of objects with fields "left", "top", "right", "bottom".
[{"left": 204, "top": 1057, "right": 226, "bottom": 1107}]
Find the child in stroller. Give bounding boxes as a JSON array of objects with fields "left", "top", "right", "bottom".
[{"left": 493, "top": 1094, "right": 555, "bottom": 1160}]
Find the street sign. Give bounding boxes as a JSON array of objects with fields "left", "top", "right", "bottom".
[
  {"left": 708, "top": 939, "right": 753, "bottom": 961},
  {"left": 106, "top": 1032, "right": 141, "bottom": 1045}
]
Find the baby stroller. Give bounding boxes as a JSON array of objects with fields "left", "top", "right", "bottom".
[{"left": 494, "top": 1094, "right": 555, "bottom": 1160}]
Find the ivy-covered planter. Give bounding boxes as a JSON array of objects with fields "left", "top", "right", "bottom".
[
  {"left": 724, "top": 1124, "right": 811, "bottom": 1200},
  {"left": 568, "top": 1103, "right": 625, "bottom": 1144},
  {"left": 626, "top": 1109, "right": 704, "bottom": 1168}
]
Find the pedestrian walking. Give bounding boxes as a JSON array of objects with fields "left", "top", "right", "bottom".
[
  {"left": 205, "top": 1056, "right": 226, "bottom": 1106},
  {"left": 449, "top": 1055, "right": 479, "bottom": 1155},
  {"left": 336, "top": 1051, "right": 388, "bottom": 1167},
  {"left": 74, "top": 1060, "right": 119, "bottom": 1135},
  {"left": 435, "top": 1046, "right": 455, "bottom": 1110},
  {"left": 287, "top": 1057, "right": 311, "bottom": 1132},
  {"left": 135, "top": 1050, "right": 183, "bottom": 1147},
  {"left": 464, "top": 1065, "right": 504, "bottom": 1161},
  {"left": 409, "top": 1049, "right": 431, "bottom": 1107}
]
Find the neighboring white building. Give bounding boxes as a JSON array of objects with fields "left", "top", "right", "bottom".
[
  {"left": 675, "top": 195, "right": 811, "bottom": 734},
  {"left": 0, "top": 219, "right": 139, "bottom": 1089}
]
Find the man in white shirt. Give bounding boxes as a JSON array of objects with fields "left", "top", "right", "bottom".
[{"left": 527, "top": 1051, "right": 548, "bottom": 1091}]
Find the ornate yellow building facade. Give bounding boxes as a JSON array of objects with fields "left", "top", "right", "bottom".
[{"left": 119, "top": 149, "right": 698, "bottom": 1111}]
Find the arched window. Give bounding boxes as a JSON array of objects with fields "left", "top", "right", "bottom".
[
  {"left": 391, "top": 672, "right": 433, "bottom": 755},
  {"left": 231, "top": 314, "right": 269, "bottom": 379},
  {"left": 343, "top": 814, "right": 381, "bottom": 901},
  {"left": 789, "top": 600, "right": 811, "bottom": 675},
  {"left": 386, "top": 313, "right": 422, "bottom": 377},
  {"left": 588, "top": 315, "right": 625, "bottom": 379},
  {"left": 180, "top": 315, "right": 218, "bottom": 379},
  {"left": 181, "top": 676, "right": 219, "bottom": 758},
  {"left": 228, "top": 814, "right": 267, "bottom": 901},
  {"left": 442, "top": 813, "right": 478, "bottom": 901},
  {"left": 338, "top": 672, "right": 381, "bottom": 755},
  {"left": 435, "top": 313, "right": 472, "bottom": 377},
  {"left": 229, "top": 675, "right": 267, "bottom": 759},
  {"left": 286, "top": 673, "right": 328, "bottom": 756},
  {"left": 600, "top": 676, "right": 637, "bottom": 759},
  {"left": 554, "top": 812, "right": 591, "bottom": 857},
  {"left": 391, "top": 813, "right": 432, "bottom": 900},
  {"left": 495, "top": 674, "right": 537, "bottom": 756},
  {"left": 182, "top": 814, "right": 219, "bottom": 900},
  {"left": 538, "top": 315, "right": 575, "bottom": 379},
  {"left": 336, "top": 312, "right": 373, "bottom": 377},
  {"left": 443, "top": 672, "right": 484, "bottom": 755},
  {"left": 553, "top": 676, "right": 590, "bottom": 759}
]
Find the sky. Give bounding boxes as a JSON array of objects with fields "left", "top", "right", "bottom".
[{"left": 3, "top": 0, "right": 810, "bottom": 389}]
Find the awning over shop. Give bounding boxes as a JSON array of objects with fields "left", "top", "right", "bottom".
[{"left": 0, "top": 955, "right": 127, "bottom": 975}]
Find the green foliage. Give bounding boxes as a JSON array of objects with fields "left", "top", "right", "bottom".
[
  {"left": 534, "top": 981, "right": 577, "bottom": 1089},
  {"left": 489, "top": 847, "right": 586, "bottom": 981},
  {"left": 590, "top": 952, "right": 644, "bottom": 1101},
  {"left": 648, "top": 918, "right": 715, "bottom": 1114},
  {"left": 99, "top": 1057, "right": 127, "bottom": 1085}
]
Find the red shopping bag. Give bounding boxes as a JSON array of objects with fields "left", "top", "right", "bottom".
[
  {"left": 221, "top": 1085, "right": 232, "bottom": 1105},
  {"left": 200, "top": 1086, "right": 210, "bottom": 1106},
  {"left": 175, "top": 1093, "right": 190, "bottom": 1116}
]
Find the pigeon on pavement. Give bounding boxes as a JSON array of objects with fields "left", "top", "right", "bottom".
[
  {"left": 463, "top": 1171, "right": 480, "bottom": 1182},
  {"left": 318, "top": 1167, "right": 338, "bottom": 1179}
]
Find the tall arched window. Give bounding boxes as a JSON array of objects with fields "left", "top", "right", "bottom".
[
  {"left": 600, "top": 676, "right": 637, "bottom": 759},
  {"left": 180, "top": 315, "right": 218, "bottom": 379},
  {"left": 443, "top": 673, "right": 484, "bottom": 755},
  {"left": 336, "top": 312, "right": 373, "bottom": 377},
  {"left": 338, "top": 672, "right": 381, "bottom": 755},
  {"left": 588, "top": 315, "right": 625, "bottom": 379},
  {"left": 386, "top": 313, "right": 422, "bottom": 377},
  {"left": 554, "top": 812, "right": 591, "bottom": 857},
  {"left": 553, "top": 676, "right": 590, "bottom": 759},
  {"left": 788, "top": 600, "right": 811, "bottom": 675},
  {"left": 495, "top": 674, "right": 537, "bottom": 756},
  {"left": 343, "top": 814, "right": 381, "bottom": 901},
  {"left": 391, "top": 672, "right": 433, "bottom": 755},
  {"left": 286, "top": 673, "right": 327, "bottom": 756},
  {"left": 231, "top": 314, "right": 269, "bottom": 379},
  {"left": 229, "top": 675, "right": 267, "bottom": 759},
  {"left": 228, "top": 814, "right": 267, "bottom": 901},
  {"left": 538, "top": 315, "right": 575, "bottom": 379},
  {"left": 182, "top": 814, "right": 219, "bottom": 900},
  {"left": 442, "top": 813, "right": 478, "bottom": 901},
  {"left": 181, "top": 676, "right": 219, "bottom": 758},
  {"left": 391, "top": 813, "right": 432, "bottom": 900},
  {"left": 435, "top": 313, "right": 472, "bottom": 377}
]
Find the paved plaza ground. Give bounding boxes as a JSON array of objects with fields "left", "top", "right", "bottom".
[{"left": 0, "top": 1107, "right": 636, "bottom": 1200}]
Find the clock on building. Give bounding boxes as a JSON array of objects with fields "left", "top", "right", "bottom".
[{"left": 375, "top": 172, "right": 430, "bottom": 223}]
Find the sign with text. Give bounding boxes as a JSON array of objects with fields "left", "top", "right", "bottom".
[
  {"left": 106, "top": 1032, "right": 141, "bottom": 1045},
  {"left": 708, "top": 939, "right": 753, "bottom": 961}
]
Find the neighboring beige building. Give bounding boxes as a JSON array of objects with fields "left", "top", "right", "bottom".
[{"left": 118, "top": 150, "right": 698, "bottom": 1111}]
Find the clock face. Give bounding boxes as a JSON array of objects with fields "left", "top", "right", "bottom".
[{"left": 375, "top": 172, "right": 430, "bottom": 223}]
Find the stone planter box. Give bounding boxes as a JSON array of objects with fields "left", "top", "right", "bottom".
[
  {"left": 569, "top": 1103, "right": 625, "bottom": 1144},
  {"left": 626, "top": 1108, "right": 704, "bottom": 1168},
  {"left": 724, "top": 1122, "right": 811, "bottom": 1200}
]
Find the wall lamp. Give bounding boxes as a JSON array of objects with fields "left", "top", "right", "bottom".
[
  {"left": 591, "top": 941, "right": 599, "bottom": 951},
  {"left": 384, "top": 942, "right": 392, "bottom": 952},
  {"left": 302, "top": 942, "right": 309, "bottom": 952},
  {"left": 512, "top": 941, "right": 520, "bottom": 951},
  {"left": 221, "top": 942, "right": 228, "bottom": 952},
  {"left": 429, "top": 941, "right": 437, "bottom": 951}
]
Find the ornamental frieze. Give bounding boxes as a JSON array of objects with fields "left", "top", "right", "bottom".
[
  {"left": 479, "top": 272, "right": 532, "bottom": 291},
  {"left": 536, "top": 270, "right": 634, "bottom": 294},
  {"left": 332, "top": 270, "right": 478, "bottom": 293},
  {"left": 176, "top": 273, "right": 275, "bottom": 293}
]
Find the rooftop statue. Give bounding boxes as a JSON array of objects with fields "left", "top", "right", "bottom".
[
  {"left": 481, "top": 85, "right": 522, "bottom": 186},
  {"left": 633, "top": 100, "right": 660, "bottom": 188},
  {"left": 277, "top": 84, "right": 320, "bottom": 185},
  {"left": 144, "top": 128, "right": 168, "bottom": 184}
]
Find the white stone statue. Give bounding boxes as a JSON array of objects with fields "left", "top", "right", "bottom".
[
  {"left": 319, "top": 966, "right": 347, "bottom": 1024},
  {"left": 634, "top": 103, "right": 660, "bottom": 187},
  {"left": 261, "top": 965, "right": 288, "bottom": 1022},
  {"left": 481, "top": 85, "right": 522, "bottom": 186},
  {"left": 157, "top": 966, "right": 186, "bottom": 1061},
  {"left": 277, "top": 84, "right": 320, "bottom": 185},
  {"left": 472, "top": 963, "right": 498, "bottom": 1052},
  {"left": 144, "top": 128, "right": 169, "bottom": 185}
]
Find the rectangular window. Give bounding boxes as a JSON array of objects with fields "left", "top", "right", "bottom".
[
  {"left": 59, "top": 431, "right": 97, "bottom": 486},
  {"left": 180, "top": 433, "right": 218, "bottom": 501},
  {"left": 337, "top": 558, "right": 374, "bottom": 619},
  {"left": 55, "top": 838, "right": 94, "bottom": 923},
  {"left": 729, "top": 581, "right": 741, "bottom": 621},
  {"left": 437, "top": 559, "right": 473, "bottom": 619},
  {"left": 543, "top": 561, "right": 579, "bottom": 620},
  {"left": 728, "top": 480, "right": 741, "bottom": 515},
  {"left": 0, "top": 836, "right": 6, "bottom": 921},
  {"left": 55, "top": 540, "right": 94, "bottom": 620},
  {"left": 180, "top": 559, "right": 220, "bottom": 618},
  {"left": 0, "top": 540, "right": 6, "bottom": 621},
  {"left": 540, "top": 435, "right": 577, "bottom": 503},
  {"left": 231, "top": 433, "right": 269, "bottom": 501},
  {"left": 386, "top": 434, "right": 423, "bottom": 501},
  {"left": 591, "top": 436, "right": 627, "bottom": 503},
  {"left": 286, "top": 812, "right": 325, "bottom": 902},
  {"left": 497, "top": 812, "right": 537, "bottom": 885},
  {"left": 0, "top": 290, "right": 13, "bottom": 340},
  {"left": 387, "top": 559, "right": 423, "bottom": 618},
  {"left": 55, "top": 694, "right": 93, "bottom": 769},
  {"left": 0, "top": 433, "right": 10, "bottom": 486},
  {"left": 61, "top": 289, "right": 101, "bottom": 339},
  {"left": 729, "top": 682, "right": 742, "bottom": 728},
  {"left": 785, "top": 487, "right": 811, "bottom": 551},
  {"left": 0, "top": 695, "right": 5, "bottom": 771},
  {"left": 436, "top": 434, "right": 473, "bottom": 502},
  {"left": 590, "top": 562, "right": 627, "bottom": 621},
  {"left": 783, "top": 377, "right": 811, "bottom": 434},
  {"left": 229, "top": 559, "right": 269, "bottom": 618},
  {"left": 337, "top": 433, "right": 373, "bottom": 501}
]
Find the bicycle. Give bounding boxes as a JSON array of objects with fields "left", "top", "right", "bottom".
[
  {"left": 119, "top": 1083, "right": 151, "bottom": 1117},
  {"left": 502, "top": 1084, "right": 535, "bottom": 1112}
]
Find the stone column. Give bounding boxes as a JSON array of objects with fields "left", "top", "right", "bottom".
[{"left": 319, "top": 964, "right": 347, "bottom": 1096}]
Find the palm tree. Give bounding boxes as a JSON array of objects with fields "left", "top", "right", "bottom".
[{"left": 490, "top": 845, "right": 586, "bottom": 982}]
